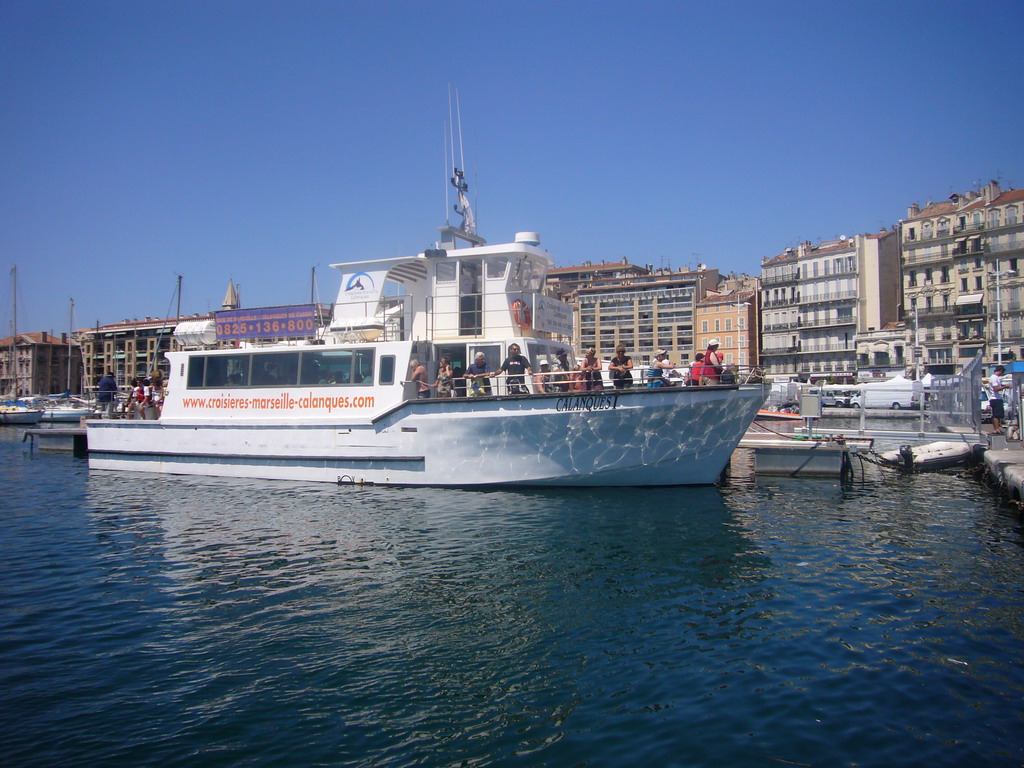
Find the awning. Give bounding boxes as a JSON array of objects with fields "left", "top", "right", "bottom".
[
  {"left": 955, "top": 236, "right": 967, "bottom": 243},
  {"left": 955, "top": 293, "right": 984, "bottom": 305}
]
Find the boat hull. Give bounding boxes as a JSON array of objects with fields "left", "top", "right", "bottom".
[
  {"left": 87, "top": 385, "right": 767, "bottom": 487},
  {"left": 0, "top": 410, "right": 44, "bottom": 425}
]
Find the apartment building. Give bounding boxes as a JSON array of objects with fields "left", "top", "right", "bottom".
[
  {"left": 569, "top": 267, "right": 719, "bottom": 363},
  {"left": 546, "top": 259, "right": 650, "bottom": 301},
  {"left": 0, "top": 331, "right": 82, "bottom": 396},
  {"left": 901, "top": 181, "right": 1024, "bottom": 374},
  {"left": 79, "top": 316, "right": 196, "bottom": 393},
  {"left": 694, "top": 289, "right": 760, "bottom": 369},
  {"left": 760, "top": 231, "right": 900, "bottom": 382}
]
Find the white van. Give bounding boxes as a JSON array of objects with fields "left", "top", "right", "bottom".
[{"left": 855, "top": 376, "right": 922, "bottom": 410}]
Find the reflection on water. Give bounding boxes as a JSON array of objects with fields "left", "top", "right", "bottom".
[{"left": 2, "top": 428, "right": 1024, "bottom": 766}]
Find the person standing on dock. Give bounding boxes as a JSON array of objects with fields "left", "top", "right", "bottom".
[{"left": 988, "top": 365, "right": 1008, "bottom": 435}]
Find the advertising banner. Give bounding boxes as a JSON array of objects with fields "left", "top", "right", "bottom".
[{"left": 215, "top": 304, "right": 318, "bottom": 340}]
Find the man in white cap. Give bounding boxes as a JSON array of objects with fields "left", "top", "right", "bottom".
[{"left": 702, "top": 339, "right": 723, "bottom": 385}]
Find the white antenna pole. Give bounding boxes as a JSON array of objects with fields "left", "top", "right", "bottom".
[
  {"left": 456, "top": 88, "right": 466, "bottom": 173},
  {"left": 448, "top": 84, "right": 456, "bottom": 172},
  {"left": 443, "top": 120, "right": 450, "bottom": 226}
]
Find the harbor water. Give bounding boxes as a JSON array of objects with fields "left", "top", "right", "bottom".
[{"left": 2, "top": 427, "right": 1023, "bottom": 767}]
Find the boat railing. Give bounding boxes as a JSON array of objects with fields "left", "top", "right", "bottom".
[{"left": 404, "top": 364, "right": 764, "bottom": 400}]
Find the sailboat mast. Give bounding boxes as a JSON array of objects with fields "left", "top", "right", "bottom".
[
  {"left": 11, "top": 265, "right": 17, "bottom": 397},
  {"left": 67, "top": 298, "right": 74, "bottom": 393}
]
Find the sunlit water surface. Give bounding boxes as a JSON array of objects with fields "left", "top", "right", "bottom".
[{"left": 2, "top": 429, "right": 1023, "bottom": 767}]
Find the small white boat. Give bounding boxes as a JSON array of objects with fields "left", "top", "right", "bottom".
[
  {"left": 34, "top": 397, "right": 97, "bottom": 423},
  {"left": 879, "top": 441, "right": 975, "bottom": 471},
  {"left": 0, "top": 403, "right": 44, "bottom": 425}
]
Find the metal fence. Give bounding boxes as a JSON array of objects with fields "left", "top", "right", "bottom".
[{"left": 925, "top": 352, "right": 983, "bottom": 432}]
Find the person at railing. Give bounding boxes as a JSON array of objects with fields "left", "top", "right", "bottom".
[
  {"left": 569, "top": 364, "right": 586, "bottom": 392},
  {"left": 689, "top": 353, "right": 705, "bottom": 387},
  {"left": 495, "top": 343, "right": 533, "bottom": 395},
  {"left": 701, "top": 339, "right": 723, "bottom": 385},
  {"left": 553, "top": 348, "right": 572, "bottom": 392},
  {"left": 720, "top": 365, "right": 737, "bottom": 385},
  {"left": 581, "top": 347, "right": 603, "bottom": 391},
  {"left": 608, "top": 345, "right": 634, "bottom": 389},
  {"left": 409, "top": 359, "right": 431, "bottom": 399},
  {"left": 434, "top": 356, "right": 453, "bottom": 398},
  {"left": 646, "top": 349, "right": 673, "bottom": 388},
  {"left": 533, "top": 363, "right": 550, "bottom": 394},
  {"left": 465, "top": 352, "right": 493, "bottom": 396}
]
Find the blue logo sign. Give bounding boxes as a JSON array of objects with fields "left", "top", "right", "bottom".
[{"left": 345, "top": 273, "right": 374, "bottom": 292}]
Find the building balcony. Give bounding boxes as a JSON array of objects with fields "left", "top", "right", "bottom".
[
  {"left": 763, "top": 321, "right": 801, "bottom": 332},
  {"left": 800, "top": 317, "right": 855, "bottom": 330},
  {"left": 764, "top": 297, "right": 800, "bottom": 308},
  {"left": 761, "top": 271, "right": 800, "bottom": 285},
  {"left": 955, "top": 304, "right": 986, "bottom": 317},
  {"left": 799, "top": 290, "right": 857, "bottom": 305}
]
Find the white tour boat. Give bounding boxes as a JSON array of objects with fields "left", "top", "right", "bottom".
[{"left": 87, "top": 192, "right": 767, "bottom": 486}]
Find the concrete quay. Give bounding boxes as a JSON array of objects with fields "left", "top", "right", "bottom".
[{"left": 981, "top": 434, "right": 1024, "bottom": 505}]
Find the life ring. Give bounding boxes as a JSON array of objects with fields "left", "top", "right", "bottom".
[{"left": 510, "top": 299, "right": 532, "bottom": 330}]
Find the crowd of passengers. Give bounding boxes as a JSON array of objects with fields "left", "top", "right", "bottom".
[{"left": 408, "top": 339, "right": 745, "bottom": 398}]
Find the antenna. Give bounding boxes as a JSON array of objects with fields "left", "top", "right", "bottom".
[{"left": 455, "top": 89, "right": 466, "bottom": 175}]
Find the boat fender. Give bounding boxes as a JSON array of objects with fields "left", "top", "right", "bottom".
[{"left": 898, "top": 445, "right": 914, "bottom": 471}]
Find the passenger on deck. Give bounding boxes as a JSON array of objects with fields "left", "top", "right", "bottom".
[
  {"left": 495, "top": 343, "right": 533, "bottom": 395},
  {"left": 581, "top": 347, "right": 603, "bottom": 391},
  {"left": 647, "top": 349, "right": 673, "bottom": 388},
  {"left": 689, "top": 353, "right": 705, "bottom": 387},
  {"left": 465, "top": 352, "right": 492, "bottom": 396},
  {"left": 410, "top": 359, "right": 431, "bottom": 399},
  {"left": 553, "top": 349, "right": 572, "bottom": 392},
  {"left": 608, "top": 345, "right": 634, "bottom": 389},
  {"left": 720, "top": 365, "right": 737, "bottom": 385},
  {"left": 533, "top": 363, "right": 550, "bottom": 394},
  {"left": 701, "top": 339, "right": 723, "bottom": 385},
  {"left": 570, "top": 364, "right": 586, "bottom": 392},
  {"left": 434, "top": 356, "right": 453, "bottom": 398}
]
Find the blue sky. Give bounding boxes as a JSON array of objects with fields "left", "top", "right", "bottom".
[{"left": 2, "top": 0, "right": 1022, "bottom": 334}]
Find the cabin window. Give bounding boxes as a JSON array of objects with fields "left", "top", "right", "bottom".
[
  {"left": 486, "top": 256, "right": 508, "bottom": 280},
  {"left": 187, "top": 357, "right": 206, "bottom": 388},
  {"left": 436, "top": 262, "right": 456, "bottom": 283},
  {"left": 187, "top": 349, "right": 377, "bottom": 388},
  {"left": 301, "top": 350, "right": 352, "bottom": 385},
  {"left": 379, "top": 355, "right": 395, "bottom": 385},
  {"left": 251, "top": 352, "right": 300, "bottom": 387},
  {"left": 298, "top": 349, "right": 375, "bottom": 386},
  {"left": 204, "top": 354, "right": 251, "bottom": 387}
]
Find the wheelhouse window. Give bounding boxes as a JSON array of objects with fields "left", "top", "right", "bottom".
[{"left": 436, "top": 261, "right": 457, "bottom": 283}]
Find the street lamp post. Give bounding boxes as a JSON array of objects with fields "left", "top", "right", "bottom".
[
  {"left": 991, "top": 269, "right": 1017, "bottom": 365},
  {"left": 735, "top": 299, "right": 751, "bottom": 368},
  {"left": 913, "top": 297, "right": 921, "bottom": 380}
]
